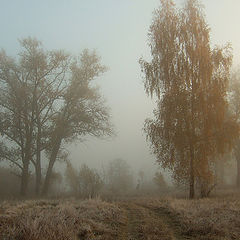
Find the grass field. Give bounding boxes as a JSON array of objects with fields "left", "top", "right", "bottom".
[{"left": 0, "top": 193, "right": 239, "bottom": 240}]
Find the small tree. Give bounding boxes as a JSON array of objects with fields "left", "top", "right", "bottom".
[
  {"left": 79, "top": 164, "right": 103, "bottom": 198},
  {"left": 65, "top": 160, "right": 79, "bottom": 193},
  {"left": 105, "top": 158, "right": 133, "bottom": 195},
  {"left": 153, "top": 171, "right": 167, "bottom": 190},
  {"left": 65, "top": 162, "right": 103, "bottom": 198}
]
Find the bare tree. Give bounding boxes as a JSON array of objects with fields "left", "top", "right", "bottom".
[
  {"left": 0, "top": 38, "right": 113, "bottom": 196},
  {"left": 65, "top": 162, "right": 103, "bottom": 198},
  {"left": 105, "top": 158, "right": 133, "bottom": 195},
  {"left": 41, "top": 49, "right": 113, "bottom": 196},
  {"left": 0, "top": 38, "right": 69, "bottom": 195},
  {"left": 78, "top": 164, "right": 103, "bottom": 198}
]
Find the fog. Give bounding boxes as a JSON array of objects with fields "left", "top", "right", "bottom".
[
  {"left": 64, "top": 0, "right": 240, "bottom": 175},
  {"left": 2, "top": 2, "right": 240, "bottom": 239},
  {"left": 1, "top": 0, "right": 240, "bottom": 187}
]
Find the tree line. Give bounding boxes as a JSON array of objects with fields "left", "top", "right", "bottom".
[{"left": 0, "top": 158, "right": 167, "bottom": 198}]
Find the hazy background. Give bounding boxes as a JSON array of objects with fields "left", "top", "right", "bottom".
[{"left": 1, "top": 0, "right": 240, "bottom": 177}]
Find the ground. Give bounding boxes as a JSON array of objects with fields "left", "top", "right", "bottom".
[
  {"left": 0, "top": 193, "right": 240, "bottom": 239},
  {"left": 118, "top": 201, "right": 182, "bottom": 240}
]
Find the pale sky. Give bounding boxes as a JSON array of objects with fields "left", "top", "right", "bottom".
[{"left": 1, "top": 0, "right": 240, "bottom": 177}]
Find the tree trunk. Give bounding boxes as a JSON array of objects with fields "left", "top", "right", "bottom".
[
  {"left": 41, "top": 138, "right": 62, "bottom": 196},
  {"left": 200, "top": 179, "right": 208, "bottom": 198},
  {"left": 215, "top": 156, "right": 224, "bottom": 186},
  {"left": 237, "top": 156, "right": 240, "bottom": 188},
  {"left": 20, "top": 137, "right": 32, "bottom": 196},
  {"left": 189, "top": 145, "right": 195, "bottom": 199},
  {"left": 234, "top": 142, "right": 240, "bottom": 188},
  {"left": 35, "top": 156, "right": 41, "bottom": 195},
  {"left": 20, "top": 161, "right": 29, "bottom": 196},
  {"left": 189, "top": 160, "right": 195, "bottom": 199},
  {"left": 35, "top": 123, "right": 42, "bottom": 196}
]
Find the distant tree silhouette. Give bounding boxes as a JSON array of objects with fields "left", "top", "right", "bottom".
[
  {"left": 106, "top": 158, "right": 133, "bottom": 195},
  {"left": 153, "top": 171, "right": 167, "bottom": 190},
  {"left": 65, "top": 161, "right": 103, "bottom": 198},
  {"left": 0, "top": 38, "right": 113, "bottom": 196}
]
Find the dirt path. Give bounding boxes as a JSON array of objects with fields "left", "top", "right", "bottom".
[
  {"left": 142, "top": 205, "right": 195, "bottom": 240},
  {"left": 118, "top": 203, "right": 144, "bottom": 240},
  {"left": 118, "top": 201, "right": 195, "bottom": 240}
]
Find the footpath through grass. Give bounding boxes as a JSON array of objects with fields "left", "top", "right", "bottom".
[{"left": 0, "top": 195, "right": 240, "bottom": 239}]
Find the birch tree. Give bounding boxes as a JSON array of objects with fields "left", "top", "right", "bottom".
[{"left": 140, "top": 0, "right": 238, "bottom": 198}]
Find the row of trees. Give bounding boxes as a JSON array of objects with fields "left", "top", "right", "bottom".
[
  {"left": 141, "top": 0, "right": 240, "bottom": 198},
  {"left": 0, "top": 158, "right": 166, "bottom": 199},
  {"left": 65, "top": 158, "right": 134, "bottom": 198},
  {"left": 0, "top": 38, "right": 113, "bottom": 196}
]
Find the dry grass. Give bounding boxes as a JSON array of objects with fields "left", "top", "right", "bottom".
[
  {"left": 1, "top": 193, "right": 240, "bottom": 240},
  {"left": 168, "top": 195, "right": 240, "bottom": 239},
  {"left": 134, "top": 193, "right": 240, "bottom": 240},
  {"left": 0, "top": 198, "right": 124, "bottom": 240}
]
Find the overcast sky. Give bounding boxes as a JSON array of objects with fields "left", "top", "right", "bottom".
[{"left": 1, "top": 0, "right": 240, "bottom": 177}]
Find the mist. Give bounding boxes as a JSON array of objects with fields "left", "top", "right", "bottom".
[
  {"left": 1, "top": 0, "right": 240, "bottom": 239},
  {"left": 1, "top": 0, "right": 240, "bottom": 175}
]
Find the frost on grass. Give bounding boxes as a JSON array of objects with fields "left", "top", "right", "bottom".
[
  {"left": 168, "top": 196, "right": 240, "bottom": 239},
  {"left": 0, "top": 199, "right": 124, "bottom": 240},
  {"left": 135, "top": 195, "right": 240, "bottom": 240}
]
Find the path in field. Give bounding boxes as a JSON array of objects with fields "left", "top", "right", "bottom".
[{"left": 118, "top": 201, "right": 195, "bottom": 240}]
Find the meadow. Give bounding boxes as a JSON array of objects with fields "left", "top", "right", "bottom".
[{"left": 1, "top": 191, "right": 239, "bottom": 240}]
